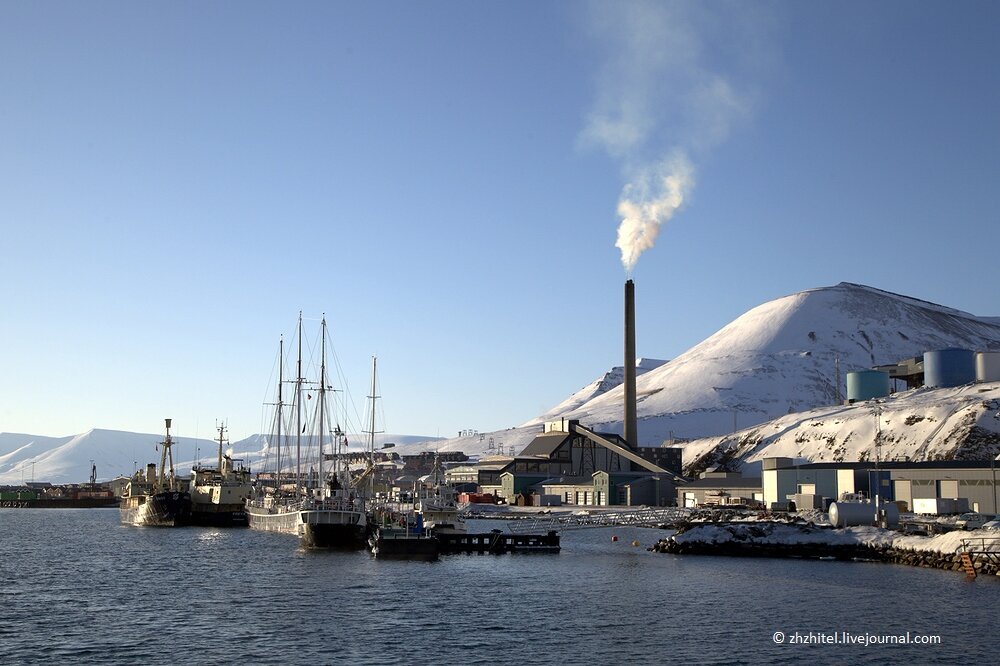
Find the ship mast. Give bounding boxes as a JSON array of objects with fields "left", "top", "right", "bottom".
[
  {"left": 216, "top": 421, "right": 226, "bottom": 474},
  {"left": 367, "top": 355, "right": 379, "bottom": 499},
  {"left": 157, "top": 418, "right": 175, "bottom": 492},
  {"left": 296, "top": 311, "right": 303, "bottom": 496},
  {"left": 275, "top": 335, "right": 284, "bottom": 495},
  {"left": 318, "top": 314, "right": 328, "bottom": 495}
]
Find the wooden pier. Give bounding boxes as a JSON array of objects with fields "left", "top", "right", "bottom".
[{"left": 437, "top": 530, "right": 560, "bottom": 555}]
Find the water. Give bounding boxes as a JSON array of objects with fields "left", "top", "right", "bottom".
[{"left": 1, "top": 509, "right": 996, "bottom": 665}]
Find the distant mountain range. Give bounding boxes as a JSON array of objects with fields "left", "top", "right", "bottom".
[{"left": 4, "top": 282, "right": 1000, "bottom": 484}]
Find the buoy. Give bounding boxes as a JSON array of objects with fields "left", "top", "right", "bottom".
[
  {"left": 632, "top": 540, "right": 640, "bottom": 547},
  {"left": 612, "top": 535, "right": 618, "bottom": 542}
]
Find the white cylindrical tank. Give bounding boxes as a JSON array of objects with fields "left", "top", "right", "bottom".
[
  {"left": 828, "top": 500, "right": 899, "bottom": 528},
  {"left": 976, "top": 351, "right": 1000, "bottom": 382}
]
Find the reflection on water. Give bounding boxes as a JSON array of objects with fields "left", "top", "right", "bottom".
[{"left": 0, "top": 510, "right": 996, "bottom": 665}]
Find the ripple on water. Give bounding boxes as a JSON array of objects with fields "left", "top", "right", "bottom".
[{"left": 1, "top": 510, "right": 996, "bottom": 665}]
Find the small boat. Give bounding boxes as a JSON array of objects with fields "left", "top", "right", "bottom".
[
  {"left": 370, "top": 525, "right": 439, "bottom": 561},
  {"left": 416, "top": 454, "right": 466, "bottom": 535},
  {"left": 189, "top": 423, "right": 253, "bottom": 527},
  {"left": 120, "top": 419, "right": 192, "bottom": 527}
]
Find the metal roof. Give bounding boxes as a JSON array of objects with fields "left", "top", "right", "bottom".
[
  {"left": 681, "top": 477, "right": 763, "bottom": 489},
  {"left": 772, "top": 460, "right": 997, "bottom": 471},
  {"left": 519, "top": 432, "right": 572, "bottom": 457}
]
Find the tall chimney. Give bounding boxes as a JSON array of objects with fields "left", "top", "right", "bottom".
[{"left": 624, "top": 279, "right": 637, "bottom": 449}]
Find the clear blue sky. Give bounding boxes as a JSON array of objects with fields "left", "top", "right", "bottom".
[{"left": 2, "top": 1, "right": 997, "bottom": 441}]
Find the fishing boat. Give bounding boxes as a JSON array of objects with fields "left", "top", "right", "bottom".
[
  {"left": 189, "top": 423, "right": 253, "bottom": 527},
  {"left": 120, "top": 419, "right": 192, "bottom": 527},
  {"left": 245, "top": 313, "right": 369, "bottom": 548},
  {"left": 416, "top": 454, "right": 466, "bottom": 535}
]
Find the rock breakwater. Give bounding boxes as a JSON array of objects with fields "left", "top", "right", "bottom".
[{"left": 650, "top": 521, "right": 999, "bottom": 576}]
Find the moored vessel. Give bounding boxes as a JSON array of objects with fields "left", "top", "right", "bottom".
[
  {"left": 120, "top": 419, "right": 192, "bottom": 527},
  {"left": 189, "top": 423, "right": 253, "bottom": 527},
  {"left": 245, "top": 313, "right": 369, "bottom": 548}
]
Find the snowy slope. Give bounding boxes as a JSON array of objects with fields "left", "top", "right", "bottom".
[
  {"left": 0, "top": 429, "right": 439, "bottom": 485},
  {"left": 564, "top": 283, "right": 1000, "bottom": 445},
  {"left": 5, "top": 283, "right": 1000, "bottom": 480},
  {"left": 680, "top": 381, "right": 1000, "bottom": 476},
  {"left": 393, "top": 282, "right": 1000, "bottom": 459}
]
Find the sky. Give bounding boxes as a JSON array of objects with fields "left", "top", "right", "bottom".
[{"left": 1, "top": 1, "right": 997, "bottom": 443}]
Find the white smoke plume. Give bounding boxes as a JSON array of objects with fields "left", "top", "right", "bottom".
[
  {"left": 616, "top": 153, "right": 694, "bottom": 274},
  {"left": 579, "top": 0, "right": 767, "bottom": 272}
]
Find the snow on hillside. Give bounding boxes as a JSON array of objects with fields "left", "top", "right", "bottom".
[
  {"left": 680, "top": 381, "right": 1000, "bottom": 476},
  {"left": 527, "top": 358, "right": 667, "bottom": 425},
  {"left": 0, "top": 429, "right": 439, "bottom": 485},
  {"left": 395, "top": 282, "right": 1000, "bottom": 460},
  {"left": 6, "top": 282, "right": 1000, "bottom": 480},
  {"left": 0, "top": 429, "right": 214, "bottom": 485},
  {"left": 565, "top": 283, "right": 1000, "bottom": 445}
]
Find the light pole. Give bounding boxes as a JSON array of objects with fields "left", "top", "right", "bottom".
[
  {"left": 993, "top": 409, "right": 999, "bottom": 514},
  {"left": 869, "top": 399, "right": 884, "bottom": 525}
]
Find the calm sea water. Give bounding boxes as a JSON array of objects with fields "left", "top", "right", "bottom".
[{"left": 0, "top": 509, "right": 996, "bottom": 665}]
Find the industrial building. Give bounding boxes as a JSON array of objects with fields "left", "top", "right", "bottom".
[
  {"left": 676, "top": 471, "right": 763, "bottom": 508},
  {"left": 474, "top": 418, "right": 683, "bottom": 506},
  {"left": 853, "top": 348, "right": 1000, "bottom": 401},
  {"left": 762, "top": 457, "right": 1000, "bottom": 514}
]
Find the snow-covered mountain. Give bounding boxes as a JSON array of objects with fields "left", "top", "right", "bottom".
[
  {"left": 391, "top": 282, "right": 1000, "bottom": 461},
  {"left": 5, "top": 283, "right": 1000, "bottom": 482},
  {"left": 0, "top": 429, "right": 437, "bottom": 485}
]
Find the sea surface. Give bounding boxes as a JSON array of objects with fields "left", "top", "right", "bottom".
[{"left": 0, "top": 509, "right": 996, "bottom": 665}]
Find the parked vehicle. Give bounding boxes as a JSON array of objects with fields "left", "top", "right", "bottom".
[{"left": 956, "top": 513, "right": 996, "bottom": 530}]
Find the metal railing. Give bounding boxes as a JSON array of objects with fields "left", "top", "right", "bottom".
[
  {"left": 505, "top": 507, "right": 690, "bottom": 534},
  {"left": 960, "top": 536, "right": 1000, "bottom": 554}
]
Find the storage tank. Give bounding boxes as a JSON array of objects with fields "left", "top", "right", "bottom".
[
  {"left": 976, "top": 351, "right": 1000, "bottom": 382},
  {"left": 828, "top": 500, "right": 899, "bottom": 528},
  {"left": 923, "top": 348, "right": 976, "bottom": 388},
  {"left": 846, "top": 370, "right": 891, "bottom": 402}
]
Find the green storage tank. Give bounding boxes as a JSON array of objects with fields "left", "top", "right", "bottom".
[{"left": 847, "top": 370, "right": 890, "bottom": 402}]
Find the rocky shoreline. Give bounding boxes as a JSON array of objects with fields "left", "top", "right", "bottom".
[{"left": 650, "top": 520, "right": 1000, "bottom": 576}]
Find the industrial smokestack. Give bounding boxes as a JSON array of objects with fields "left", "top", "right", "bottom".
[{"left": 624, "top": 279, "right": 637, "bottom": 449}]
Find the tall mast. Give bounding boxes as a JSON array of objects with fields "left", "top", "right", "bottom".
[
  {"left": 276, "top": 335, "right": 284, "bottom": 493},
  {"left": 318, "top": 314, "right": 327, "bottom": 494},
  {"left": 368, "top": 355, "right": 378, "bottom": 499},
  {"left": 216, "top": 421, "right": 226, "bottom": 474},
  {"left": 296, "top": 311, "right": 303, "bottom": 495},
  {"left": 157, "top": 418, "right": 171, "bottom": 493}
]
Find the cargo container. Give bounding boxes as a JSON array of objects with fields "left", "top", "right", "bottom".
[{"left": 912, "top": 497, "right": 969, "bottom": 515}]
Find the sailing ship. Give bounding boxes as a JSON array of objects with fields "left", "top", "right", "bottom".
[
  {"left": 245, "top": 313, "right": 369, "bottom": 548},
  {"left": 120, "top": 419, "right": 192, "bottom": 526},
  {"left": 189, "top": 423, "right": 253, "bottom": 527}
]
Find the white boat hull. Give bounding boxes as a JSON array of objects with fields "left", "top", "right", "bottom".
[{"left": 246, "top": 499, "right": 369, "bottom": 548}]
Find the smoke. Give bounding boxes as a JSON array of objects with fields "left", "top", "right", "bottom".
[
  {"left": 616, "top": 153, "right": 694, "bottom": 274},
  {"left": 578, "top": 0, "right": 767, "bottom": 272}
]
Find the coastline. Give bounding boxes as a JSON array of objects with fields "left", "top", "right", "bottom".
[{"left": 650, "top": 520, "right": 1000, "bottom": 576}]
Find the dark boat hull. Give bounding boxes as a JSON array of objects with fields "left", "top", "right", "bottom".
[
  {"left": 370, "top": 529, "right": 440, "bottom": 561},
  {"left": 189, "top": 505, "right": 249, "bottom": 527},
  {"left": 120, "top": 491, "right": 192, "bottom": 527},
  {"left": 301, "top": 522, "right": 370, "bottom": 550}
]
